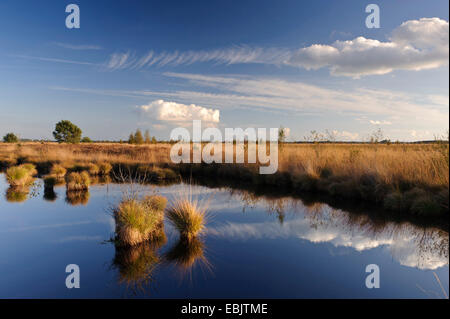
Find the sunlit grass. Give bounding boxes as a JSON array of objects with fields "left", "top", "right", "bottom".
[
  {"left": 6, "top": 165, "right": 35, "bottom": 187},
  {"left": 0, "top": 142, "right": 447, "bottom": 217},
  {"left": 98, "top": 162, "right": 112, "bottom": 175},
  {"left": 87, "top": 163, "right": 100, "bottom": 175},
  {"left": 167, "top": 195, "right": 208, "bottom": 240},
  {"left": 114, "top": 195, "right": 167, "bottom": 246},
  {"left": 66, "top": 171, "right": 90, "bottom": 191},
  {"left": 50, "top": 164, "right": 66, "bottom": 178}
]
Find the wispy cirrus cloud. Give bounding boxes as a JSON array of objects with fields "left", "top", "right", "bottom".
[
  {"left": 158, "top": 72, "right": 448, "bottom": 124},
  {"left": 105, "top": 51, "right": 135, "bottom": 70},
  {"left": 15, "top": 55, "right": 96, "bottom": 66},
  {"left": 54, "top": 42, "right": 102, "bottom": 50},
  {"left": 16, "top": 18, "right": 448, "bottom": 78},
  {"left": 104, "top": 18, "right": 449, "bottom": 77},
  {"left": 51, "top": 71, "right": 449, "bottom": 130}
]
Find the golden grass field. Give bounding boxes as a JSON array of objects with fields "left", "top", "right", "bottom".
[{"left": 1, "top": 141, "right": 448, "bottom": 218}]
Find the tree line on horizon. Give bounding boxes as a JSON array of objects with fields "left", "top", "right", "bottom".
[
  {"left": 128, "top": 129, "right": 157, "bottom": 145},
  {"left": 2, "top": 120, "right": 449, "bottom": 144},
  {"left": 1, "top": 120, "right": 159, "bottom": 144}
]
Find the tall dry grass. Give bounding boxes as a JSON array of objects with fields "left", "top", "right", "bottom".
[
  {"left": 1, "top": 142, "right": 447, "bottom": 188},
  {"left": 0, "top": 142, "right": 448, "bottom": 216},
  {"left": 279, "top": 143, "right": 449, "bottom": 189}
]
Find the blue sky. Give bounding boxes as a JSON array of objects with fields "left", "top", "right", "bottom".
[{"left": 0, "top": 0, "right": 448, "bottom": 141}]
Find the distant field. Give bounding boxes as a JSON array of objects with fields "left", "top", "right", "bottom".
[{"left": 1, "top": 142, "right": 448, "bottom": 218}]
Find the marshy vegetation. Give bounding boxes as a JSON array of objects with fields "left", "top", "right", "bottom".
[
  {"left": 49, "top": 164, "right": 67, "bottom": 179},
  {"left": 113, "top": 195, "right": 167, "bottom": 246},
  {"left": 65, "top": 171, "right": 91, "bottom": 191},
  {"left": 0, "top": 141, "right": 448, "bottom": 219},
  {"left": 110, "top": 188, "right": 210, "bottom": 288},
  {"left": 4, "top": 163, "right": 37, "bottom": 202},
  {"left": 6, "top": 164, "right": 36, "bottom": 187},
  {"left": 167, "top": 196, "right": 208, "bottom": 241}
]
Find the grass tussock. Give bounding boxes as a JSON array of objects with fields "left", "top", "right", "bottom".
[
  {"left": 167, "top": 196, "right": 208, "bottom": 240},
  {"left": 20, "top": 163, "right": 37, "bottom": 176},
  {"left": 50, "top": 164, "right": 66, "bottom": 178},
  {"left": 98, "top": 162, "right": 112, "bottom": 175},
  {"left": 66, "top": 171, "right": 90, "bottom": 191},
  {"left": 143, "top": 195, "right": 167, "bottom": 212},
  {"left": 87, "top": 163, "right": 100, "bottom": 175},
  {"left": 114, "top": 195, "right": 167, "bottom": 246},
  {"left": 6, "top": 164, "right": 36, "bottom": 187}
]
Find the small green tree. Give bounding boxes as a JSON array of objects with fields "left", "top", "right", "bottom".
[
  {"left": 144, "top": 130, "right": 151, "bottom": 144},
  {"left": 53, "top": 120, "right": 82, "bottom": 143},
  {"left": 151, "top": 136, "right": 157, "bottom": 144},
  {"left": 128, "top": 133, "right": 135, "bottom": 144},
  {"left": 134, "top": 129, "right": 144, "bottom": 145},
  {"left": 81, "top": 137, "right": 92, "bottom": 143},
  {"left": 3, "top": 132, "right": 19, "bottom": 143},
  {"left": 278, "top": 126, "right": 287, "bottom": 144},
  {"left": 278, "top": 126, "right": 287, "bottom": 152}
]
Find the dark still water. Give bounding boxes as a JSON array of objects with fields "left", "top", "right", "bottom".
[{"left": 0, "top": 175, "right": 448, "bottom": 298}]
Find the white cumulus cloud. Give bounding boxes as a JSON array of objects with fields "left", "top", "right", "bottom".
[
  {"left": 138, "top": 99, "right": 220, "bottom": 123},
  {"left": 287, "top": 18, "right": 449, "bottom": 77},
  {"left": 370, "top": 120, "right": 392, "bottom": 125}
]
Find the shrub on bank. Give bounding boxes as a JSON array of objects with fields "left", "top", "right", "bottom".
[{"left": 411, "top": 196, "right": 442, "bottom": 216}]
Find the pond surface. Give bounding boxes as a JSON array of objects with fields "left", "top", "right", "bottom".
[{"left": 0, "top": 175, "right": 448, "bottom": 298}]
